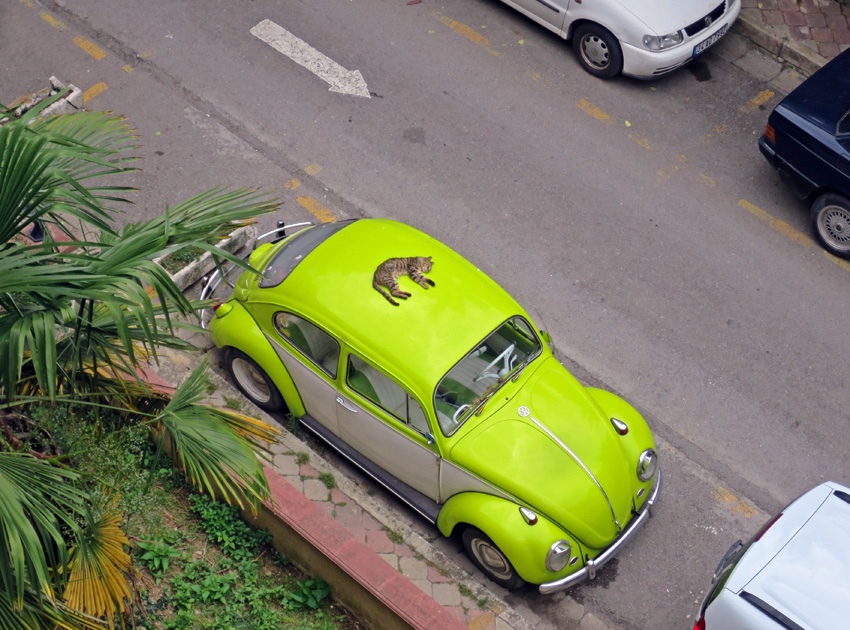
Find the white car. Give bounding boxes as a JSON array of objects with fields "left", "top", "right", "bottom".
[
  {"left": 499, "top": 0, "right": 740, "bottom": 79},
  {"left": 694, "top": 481, "right": 850, "bottom": 630}
]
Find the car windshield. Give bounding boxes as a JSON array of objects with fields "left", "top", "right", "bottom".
[
  {"left": 259, "top": 219, "right": 357, "bottom": 288},
  {"left": 434, "top": 316, "right": 541, "bottom": 436}
]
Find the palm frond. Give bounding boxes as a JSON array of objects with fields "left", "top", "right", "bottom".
[
  {"left": 64, "top": 501, "right": 135, "bottom": 626},
  {"left": 0, "top": 453, "right": 88, "bottom": 606},
  {"left": 153, "top": 359, "right": 277, "bottom": 512},
  {"left": 0, "top": 583, "right": 107, "bottom": 630}
]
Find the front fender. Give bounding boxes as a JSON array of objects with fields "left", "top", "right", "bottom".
[
  {"left": 209, "top": 300, "right": 306, "bottom": 417},
  {"left": 437, "top": 492, "right": 582, "bottom": 585}
]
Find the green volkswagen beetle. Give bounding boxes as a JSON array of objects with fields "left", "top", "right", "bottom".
[{"left": 208, "top": 218, "right": 661, "bottom": 592}]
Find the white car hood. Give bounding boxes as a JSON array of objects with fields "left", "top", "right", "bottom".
[
  {"left": 613, "top": 0, "right": 726, "bottom": 36},
  {"left": 741, "top": 490, "right": 850, "bottom": 630}
]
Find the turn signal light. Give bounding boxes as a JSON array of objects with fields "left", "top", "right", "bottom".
[
  {"left": 693, "top": 616, "right": 706, "bottom": 630},
  {"left": 764, "top": 123, "right": 775, "bottom": 144},
  {"left": 754, "top": 513, "right": 782, "bottom": 541},
  {"left": 214, "top": 302, "right": 233, "bottom": 318}
]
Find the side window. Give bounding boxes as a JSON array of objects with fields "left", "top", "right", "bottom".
[
  {"left": 274, "top": 312, "right": 339, "bottom": 378},
  {"left": 347, "top": 355, "right": 430, "bottom": 435}
]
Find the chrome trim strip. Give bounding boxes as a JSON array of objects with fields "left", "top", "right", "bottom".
[
  {"left": 528, "top": 415, "right": 622, "bottom": 532},
  {"left": 538, "top": 469, "right": 662, "bottom": 594}
]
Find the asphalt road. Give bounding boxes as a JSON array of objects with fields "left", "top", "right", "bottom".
[{"left": 3, "top": 0, "right": 848, "bottom": 628}]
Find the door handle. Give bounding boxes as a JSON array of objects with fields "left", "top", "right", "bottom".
[{"left": 336, "top": 396, "right": 358, "bottom": 412}]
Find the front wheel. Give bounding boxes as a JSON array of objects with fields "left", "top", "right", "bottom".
[
  {"left": 225, "top": 348, "right": 285, "bottom": 412},
  {"left": 811, "top": 192, "right": 850, "bottom": 258},
  {"left": 461, "top": 527, "right": 526, "bottom": 591},
  {"left": 572, "top": 24, "right": 623, "bottom": 79}
]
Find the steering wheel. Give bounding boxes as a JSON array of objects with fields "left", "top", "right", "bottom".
[
  {"left": 473, "top": 343, "right": 516, "bottom": 382},
  {"left": 452, "top": 404, "right": 470, "bottom": 424}
]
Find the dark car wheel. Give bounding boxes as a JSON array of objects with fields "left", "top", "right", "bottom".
[
  {"left": 811, "top": 192, "right": 850, "bottom": 258},
  {"left": 572, "top": 24, "right": 623, "bottom": 79},
  {"left": 461, "top": 527, "right": 526, "bottom": 591},
  {"left": 225, "top": 347, "right": 285, "bottom": 412}
]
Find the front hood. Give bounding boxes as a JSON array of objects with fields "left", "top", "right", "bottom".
[
  {"left": 450, "top": 358, "right": 634, "bottom": 549},
  {"left": 615, "top": 0, "right": 725, "bottom": 36}
]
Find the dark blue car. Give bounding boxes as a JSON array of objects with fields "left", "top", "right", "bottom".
[{"left": 759, "top": 48, "right": 850, "bottom": 258}]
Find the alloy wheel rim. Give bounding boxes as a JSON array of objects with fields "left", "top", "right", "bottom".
[
  {"left": 818, "top": 205, "right": 850, "bottom": 251},
  {"left": 581, "top": 35, "right": 610, "bottom": 69},
  {"left": 232, "top": 358, "right": 271, "bottom": 403},
  {"left": 470, "top": 538, "right": 513, "bottom": 580}
]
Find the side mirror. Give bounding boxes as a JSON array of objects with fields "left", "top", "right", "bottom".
[
  {"left": 424, "top": 432, "right": 436, "bottom": 446},
  {"left": 539, "top": 330, "right": 552, "bottom": 343}
]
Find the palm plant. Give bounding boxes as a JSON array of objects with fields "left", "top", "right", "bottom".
[{"left": 0, "top": 93, "right": 282, "bottom": 628}]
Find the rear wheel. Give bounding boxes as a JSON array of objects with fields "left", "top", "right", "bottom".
[
  {"left": 225, "top": 347, "right": 285, "bottom": 412},
  {"left": 811, "top": 192, "right": 850, "bottom": 258},
  {"left": 572, "top": 24, "right": 623, "bottom": 79},
  {"left": 461, "top": 527, "right": 526, "bottom": 591}
]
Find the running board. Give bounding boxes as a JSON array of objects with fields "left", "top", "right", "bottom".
[{"left": 298, "top": 414, "right": 442, "bottom": 524}]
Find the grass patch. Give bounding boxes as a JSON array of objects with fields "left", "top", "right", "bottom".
[
  {"left": 160, "top": 245, "right": 206, "bottom": 274},
  {"left": 28, "top": 403, "right": 366, "bottom": 630}
]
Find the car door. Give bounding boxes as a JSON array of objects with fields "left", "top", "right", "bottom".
[
  {"left": 502, "top": 0, "right": 569, "bottom": 35},
  {"left": 336, "top": 352, "right": 441, "bottom": 501},
  {"left": 262, "top": 308, "right": 342, "bottom": 435}
]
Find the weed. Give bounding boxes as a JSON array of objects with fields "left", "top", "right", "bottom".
[
  {"left": 136, "top": 540, "right": 182, "bottom": 580},
  {"left": 283, "top": 579, "right": 331, "bottom": 610},
  {"left": 160, "top": 245, "right": 205, "bottom": 274},
  {"left": 382, "top": 526, "right": 405, "bottom": 545},
  {"left": 318, "top": 472, "right": 335, "bottom": 489},
  {"left": 223, "top": 395, "right": 242, "bottom": 411},
  {"left": 295, "top": 452, "right": 310, "bottom": 466}
]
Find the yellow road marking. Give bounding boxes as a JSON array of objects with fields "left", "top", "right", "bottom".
[
  {"left": 139, "top": 48, "right": 156, "bottom": 59},
  {"left": 82, "top": 82, "right": 108, "bottom": 103},
  {"left": 40, "top": 12, "right": 65, "bottom": 29},
  {"left": 699, "top": 174, "right": 716, "bottom": 187},
  {"left": 700, "top": 123, "right": 729, "bottom": 145},
  {"left": 74, "top": 36, "right": 108, "bottom": 60},
  {"left": 575, "top": 98, "right": 613, "bottom": 123},
  {"left": 123, "top": 65, "right": 134, "bottom": 73},
  {"left": 296, "top": 195, "right": 335, "bottom": 223},
  {"left": 712, "top": 487, "right": 759, "bottom": 519},
  {"left": 285, "top": 179, "right": 302, "bottom": 190},
  {"left": 432, "top": 11, "right": 502, "bottom": 56},
  {"left": 738, "top": 199, "right": 814, "bottom": 248},
  {"left": 305, "top": 163, "right": 322, "bottom": 176},
  {"left": 526, "top": 70, "right": 553, "bottom": 87},
  {"left": 628, "top": 134, "right": 652, "bottom": 150},
  {"left": 657, "top": 155, "right": 687, "bottom": 182},
  {"left": 19, "top": 0, "right": 35, "bottom": 7},
  {"left": 739, "top": 90, "right": 775, "bottom": 116},
  {"left": 822, "top": 250, "right": 850, "bottom": 271}
]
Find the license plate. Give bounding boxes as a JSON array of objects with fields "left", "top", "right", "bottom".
[{"left": 693, "top": 23, "right": 728, "bottom": 56}]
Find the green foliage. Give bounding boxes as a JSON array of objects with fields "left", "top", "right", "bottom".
[
  {"left": 160, "top": 245, "right": 205, "bottom": 274},
  {"left": 282, "top": 579, "right": 331, "bottom": 610},
  {"left": 223, "top": 395, "right": 243, "bottom": 411},
  {"left": 136, "top": 540, "right": 182, "bottom": 579},
  {"left": 189, "top": 494, "right": 271, "bottom": 561}
]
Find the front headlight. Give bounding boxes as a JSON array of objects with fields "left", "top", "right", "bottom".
[
  {"left": 642, "top": 32, "right": 684, "bottom": 51},
  {"left": 637, "top": 448, "right": 658, "bottom": 482},
  {"left": 545, "top": 540, "right": 573, "bottom": 573}
]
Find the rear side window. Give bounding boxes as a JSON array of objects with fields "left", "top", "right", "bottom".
[
  {"left": 347, "top": 355, "right": 429, "bottom": 435},
  {"left": 260, "top": 219, "right": 357, "bottom": 288},
  {"left": 274, "top": 312, "right": 339, "bottom": 377}
]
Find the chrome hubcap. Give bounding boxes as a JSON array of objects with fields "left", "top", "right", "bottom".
[
  {"left": 232, "top": 357, "right": 271, "bottom": 403},
  {"left": 818, "top": 205, "right": 850, "bottom": 251},
  {"left": 470, "top": 538, "right": 513, "bottom": 580},
  {"left": 581, "top": 34, "right": 610, "bottom": 69}
]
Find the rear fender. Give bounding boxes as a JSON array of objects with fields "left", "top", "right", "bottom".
[
  {"left": 210, "top": 300, "right": 306, "bottom": 417},
  {"left": 438, "top": 492, "right": 581, "bottom": 585}
]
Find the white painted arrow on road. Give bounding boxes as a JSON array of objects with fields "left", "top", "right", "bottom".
[{"left": 251, "top": 19, "right": 370, "bottom": 99}]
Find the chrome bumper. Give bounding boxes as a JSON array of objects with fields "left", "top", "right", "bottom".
[{"left": 539, "top": 468, "right": 663, "bottom": 594}]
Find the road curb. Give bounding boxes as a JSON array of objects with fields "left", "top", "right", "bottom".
[{"left": 733, "top": 10, "right": 828, "bottom": 75}]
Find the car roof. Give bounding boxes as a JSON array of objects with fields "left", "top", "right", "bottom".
[
  {"left": 776, "top": 47, "right": 850, "bottom": 135},
  {"left": 728, "top": 482, "right": 850, "bottom": 630},
  {"left": 266, "top": 219, "right": 527, "bottom": 395}
]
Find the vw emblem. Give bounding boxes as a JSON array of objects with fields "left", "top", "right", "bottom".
[
  {"left": 517, "top": 406, "right": 530, "bottom": 417},
  {"left": 704, "top": 16, "right": 713, "bottom": 28}
]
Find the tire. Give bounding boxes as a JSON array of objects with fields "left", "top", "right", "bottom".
[
  {"left": 225, "top": 347, "right": 285, "bottom": 412},
  {"left": 461, "top": 527, "right": 526, "bottom": 591},
  {"left": 572, "top": 24, "right": 624, "bottom": 79},
  {"left": 811, "top": 192, "right": 850, "bottom": 259}
]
